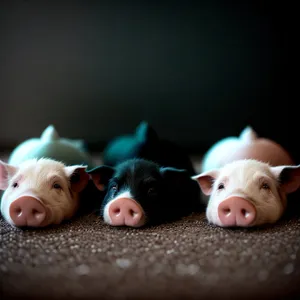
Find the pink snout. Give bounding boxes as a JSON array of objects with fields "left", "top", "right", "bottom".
[
  {"left": 108, "top": 197, "right": 145, "bottom": 227},
  {"left": 9, "top": 196, "right": 47, "bottom": 227},
  {"left": 218, "top": 197, "right": 256, "bottom": 227}
]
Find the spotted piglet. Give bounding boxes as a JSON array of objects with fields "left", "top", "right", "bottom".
[
  {"left": 87, "top": 158, "right": 202, "bottom": 227},
  {"left": 193, "top": 159, "right": 300, "bottom": 227},
  {"left": 0, "top": 158, "right": 89, "bottom": 227}
]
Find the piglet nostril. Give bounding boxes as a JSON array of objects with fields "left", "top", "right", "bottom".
[
  {"left": 222, "top": 208, "right": 231, "bottom": 215},
  {"left": 129, "top": 209, "right": 138, "bottom": 218},
  {"left": 15, "top": 207, "right": 22, "bottom": 216},
  {"left": 113, "top": 208, "right": 121, "bottom": 215},
  {"left": 32, "top": 210, "right": 45, "bottom": 221},
  {"left": 241, "top": 209, "right": 251, "bottom": 218}
]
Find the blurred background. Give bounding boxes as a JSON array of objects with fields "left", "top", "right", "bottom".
[{"left": 0, "top": 1, "right": 296, "bottom": 160}]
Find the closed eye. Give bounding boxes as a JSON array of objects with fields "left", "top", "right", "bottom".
[
  {"left": 110, "top": 183, "right": 118, "bottom": 193},
  {"left": 147, "top": 187, "right": 156, "bottom": 195}
]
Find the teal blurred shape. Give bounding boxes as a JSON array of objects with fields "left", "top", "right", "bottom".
[{"left": 8, "top": 125, "right": 94, "bottom": 168}]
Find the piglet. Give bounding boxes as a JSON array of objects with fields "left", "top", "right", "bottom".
[
  {"left": 193, "top": 159, "right": 300, "bottom": 227},
  {"left": 201, "top": 126, "right": 294, "bottom": 172},
  {"left": 0, "top": 158, "right": 89, "bottom": 227},
  {"left": 87, "top": 158, "right": 202, "bottom": 227},
  {"left": 8, "top": 125, "right": 94, "bottom": 168},
  {"left": 103, "top": 121, "right": 196, "bottom": 175}
]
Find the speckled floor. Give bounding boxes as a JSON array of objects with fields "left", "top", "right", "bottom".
[{"left": 1, "top": 211, "right": 300, "bottom": 300}]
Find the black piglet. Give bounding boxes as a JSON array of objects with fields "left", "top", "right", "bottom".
[{"left": 87, "top": 158, "right": 203, "bottom": 227}]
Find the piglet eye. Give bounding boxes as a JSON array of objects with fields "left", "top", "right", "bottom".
[
  {"left": 261, "top": 183, "right": 270, "bottom": 190},
  {"left": 111, "top": 184, "right": 118, "bottom": 191},
  {"left": 53, "top": 183, "right": 62, "bottom": 189},
  {"left": 148, "top": 187, "right": 155, "bottom": 195},
  {"left": 12, "top": 182, "right": 18, "bottom": 188},
  {"left": 218, "top": 183, "right": 225, "bottom": 190}
]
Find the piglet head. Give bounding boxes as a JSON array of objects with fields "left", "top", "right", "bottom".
[
  {"left": 193, "top": 159, "right": 300, "bottom": 227},
  {"left": 88, "top": 159, "right": 201, "bottom": 228},
  {"left": 0, "top": 158, "right": 89, "bottom": 227},
  {"left": 87, "top": 164, "right": 148, "bottom": 228}
]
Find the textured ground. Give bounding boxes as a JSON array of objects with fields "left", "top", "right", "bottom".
[{"left": 1, "top": 209, "right": 300, "bottom": 300}]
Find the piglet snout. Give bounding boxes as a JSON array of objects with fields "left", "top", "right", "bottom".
[
  {"left": 218, "top": 197, "right": 256, "bottom": 227},
  {"left": 9, "top": 196, "right": 46, "bottom": 227},
  {"left": 108, "top": 197, "right": 145, "bottom": 227}
]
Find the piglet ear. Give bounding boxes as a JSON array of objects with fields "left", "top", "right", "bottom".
[
  {"left": 160, "top": 167, "right": 188, "bottom": 177},
  {"left": 192, "top": 170, "right": 219, "bottom": 196},
  {"left": 239, "top": 126, "right": 258, "bottom": 143},
  {"left": 271, "top": 164, "right": 300, "bottom": 194},
  {"left": 135, "top": 121, "right": 158, "bottom": 143},
  {"left": 160, "top": 167, "right": 192, "bottom": 187},
  {"left": 0, "top": 161, "right": 18, "bottom": 190},
  {"left": 86, "top": 166, "right": 115, "bottom": 191},
  {"left": 64, "top": 165, "right": 89, "bottom": 193},
  {"left": 40, "top": 125, "right": 60, "bottom": 142}
]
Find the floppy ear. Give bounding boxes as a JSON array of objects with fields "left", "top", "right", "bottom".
[
  {"left": 192, "top": 169, "right": 219, "bottom": 196},
  {"left": 135, "top": 121, "right": 159, "bottom": 144},
  {"left": 86, "top": 166, "right": 115, "bottom": 191},
  {"left": 160, "top": 167, "right": 191, "bottom": 186},
  {"left": 64, "top": 165, "right": 90, "bottom": 193},
  {"left": 160, "top": 167, "right": 188, "bottom": 177},
  {"left": 0, "top": 161, "right": 18, "bottom": 190},
  {"left": 271, "top": 164, "right": 300, "bottom": 194}
]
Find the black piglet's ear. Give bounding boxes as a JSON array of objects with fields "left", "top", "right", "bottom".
[
  {"left": 160, "top": 167, "right": 189, "bottom": 180},
  {"left": 86, "top": 166, "right": 115, "bottom": 191}
]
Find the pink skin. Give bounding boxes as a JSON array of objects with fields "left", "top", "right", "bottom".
[
  {"left": 218, "top": 196, "right": 256, "bottom": 227},
  {"left": 0, "top": 159, "right": 89, "bottom": 228},
  {"left": 201, "top": 126, "right": 294, "bottom": 173},
  {"left": 9, "top": 196, "right": 48, "bottom": 227},
  {"left": 194, "top": 160, "right": 300, "bottom": 227},
  {"left": 108, "top": 197, "right": 145, "bottom": 227}
]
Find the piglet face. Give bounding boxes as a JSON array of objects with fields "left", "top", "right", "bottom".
[
  {"left": 88, "top": 159, "right": 201, "bottom": 227},
  {"left": 193, "top": 159, "right": 300, "bottom": 227},
  {"left": 103, "top": 165, "right": 161, "bottom": 227},
  {"left": 0, "top": 158, "right": 89, "bottom": 227}
]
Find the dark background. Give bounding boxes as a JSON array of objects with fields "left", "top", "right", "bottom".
[{"left": 0, "top": 1, "right": 296, "bottom": 160}]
